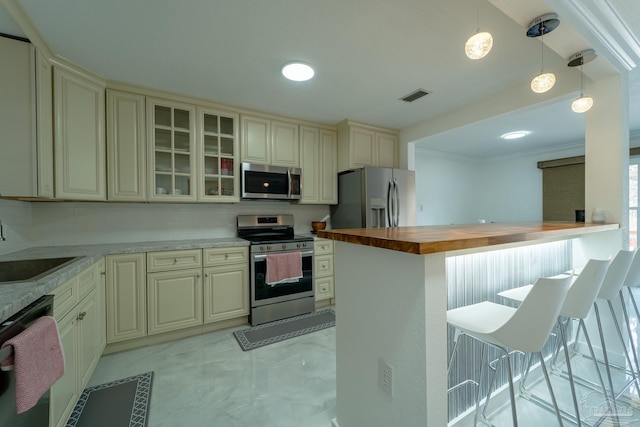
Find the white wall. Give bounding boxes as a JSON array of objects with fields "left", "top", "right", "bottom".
[
  {"left": 415, "top": 144, "right": 585, "bottom": 225},
  {"left": 0, "top": 199, "right": 329, "bottom": 254}
]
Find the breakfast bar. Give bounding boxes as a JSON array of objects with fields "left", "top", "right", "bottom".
[{"left": 318, "top": 222, "right": 620, "bottom": 427}]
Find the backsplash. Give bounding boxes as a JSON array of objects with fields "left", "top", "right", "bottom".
[{"left": 0, "top": 199, "right": 330, "bottom": 254}]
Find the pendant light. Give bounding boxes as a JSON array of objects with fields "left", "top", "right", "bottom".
[
  {"left": 526, "top": 13, "right": 560, "bottom": 94},
  {"left": 568, "top": 49, "right": 596, "bottom": 113},
  {"left": 465, "top": 0, "right": 493, "bottom": 60}
]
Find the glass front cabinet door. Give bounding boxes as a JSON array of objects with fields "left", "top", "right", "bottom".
[
  {"left": 147, "top": 98, "right": 197, "bottom": 201},
  {"left": 198, "top": 107, "right": 239, "bottom": 202}
]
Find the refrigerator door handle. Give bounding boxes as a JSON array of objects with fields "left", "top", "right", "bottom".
[
  {"left": 386, "top": 179, "right": 393, "bottom": 227},
  {"left": 393, "top": 178, "right": 400, "bottom": 227}
]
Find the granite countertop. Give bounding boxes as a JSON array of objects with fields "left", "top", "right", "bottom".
[
  {"left": 0, "top": 237, "right": 249, "bottom": 323},
  {"left": 317, "top": 222, "right": 620, "bottom": 255}
]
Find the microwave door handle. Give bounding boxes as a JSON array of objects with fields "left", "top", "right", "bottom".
[{"left": 287, "top": 168, "right": 292, "bottom": 199}]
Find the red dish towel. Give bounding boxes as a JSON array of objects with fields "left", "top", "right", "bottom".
[
  {"left": 0, "top": 316, "right": 65, "bottom": 414},
  {"left": 266, "top": 252, "right": 303, "bottom": 286}
]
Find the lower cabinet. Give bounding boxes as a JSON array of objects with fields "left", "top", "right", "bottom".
[
  {"left": 147, "top": 268, "right": 203, "bottom": 334},
  {"left": 314, "top": 239, "right": 335, "bottom": 301},
  {"left": 203, "top": 247, "right": 249, "bottom": 323},
  {"left": 105, "top": 247, "right": 249, "bottom": 349},
  {"left": 106, "top": 253, "right": 147, "bottom": 343},
  {"left": 50, "top": 260, "right": 105, "bottom": 427}
]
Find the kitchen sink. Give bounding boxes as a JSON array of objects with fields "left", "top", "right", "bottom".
[{"left": 0, "top": 256, "right": 84, "bottom": 283}]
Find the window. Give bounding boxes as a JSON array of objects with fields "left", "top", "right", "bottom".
[{"left": 630, "top": 159, "right": 639, "bottom": 249}]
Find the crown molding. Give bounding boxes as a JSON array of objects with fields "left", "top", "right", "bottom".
[
  {"left": 546, "top": 0, "right": 640, "bottom": 71},
  {"left": 0, "top": 0, "right": 54, "bottom": 59}
]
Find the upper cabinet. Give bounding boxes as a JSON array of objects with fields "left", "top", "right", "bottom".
[
  {"left": 0, "top": 37, "right": 53, "bottom": 198},
  {"left": 299, "top": 126, "right": 337, "bottom": 204},
  {"left": 146, "top": 97, "right": 197, "bottom": 202},
  {"left": 198, "top": 107, "right": 240, "bottom": 202},
  {"left": 107, "top": 89, "right": 146, "bottom": 201},
  {"left": 53, "top": 65, "right": 106, "bottom": 200},
  {"left": 240, "top": 115, "right": 299, "bottom": 167},
  {"left": 337, "top": 120, "right": 398, "bottom": 172}
]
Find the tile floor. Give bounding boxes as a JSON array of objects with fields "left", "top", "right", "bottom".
[
  {"left": 87, "top": 323, "right": 336, "bottom": 427},
  {"left": 88, "top": 311, "right": 640, "bottom": 427}
]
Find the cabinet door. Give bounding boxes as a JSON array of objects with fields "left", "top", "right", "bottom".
[
  {"left": 107, "top": 90, "right": 146, "bottom": 201},
  {"left": 315, "top": 276, "right": 334, "bottom": 301},
  {"left": 241, "top": 115, "right": 270, "bottom": 164},
  {"left": 49, "top": 309, "right": 77, "bottom": 427},
  {"left": 53, "top": 66, "right": 106, "bottom": 200},
  {"left": 147, "top": 269, "right": 203, "bottom": 334},
  {"left": 35, "top": 49, "right": 54, "bottom": 198},
  {"left": 203, "top": 263, "right": 249, "bottom": 323},
  {"left": 299, "top": 126, "right": 320, "bottom": 203},
  {"left": 0, "top": 37, "right": 37, "bottom": 198},
  {"left": 350, "top": 127, "right": 376, "bottom": 168},
  {"left": 376, "top": 132, "right": 398, "bottom": 168},
  {"left": 147, "top": 97, "right": 197, "bottom": 201},
  {"left": 97, "top": 259, "right": 107, "bottom": 351},
  {"left": 198, "top": 107, "right": 240, "bottom": 202},
  {"left": 106, "top": 254, "right": 147, "bottom": 343},
  {"left": 77, "top": 290, "right": 99, "bottom": 388},
  {"left": 271, "top": 120, "right": 299, "bottom": 167},
  {"left": 319, "top": 129, "right": 338, "bottom": 204}
]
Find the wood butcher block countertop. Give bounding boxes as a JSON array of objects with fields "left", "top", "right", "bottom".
[{"left": 316, "top": 222, "right": 619, "bottom": 255}]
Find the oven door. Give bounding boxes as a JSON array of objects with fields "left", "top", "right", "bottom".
[{"left": 251, "top": 250, "right": 313, "bottom": 307}]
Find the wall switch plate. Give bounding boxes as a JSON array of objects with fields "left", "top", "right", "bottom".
[{"left": 378, "top": 359, "right": 393, "bottom": 397}]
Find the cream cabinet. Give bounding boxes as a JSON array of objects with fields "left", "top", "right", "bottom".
[
  {"left": 147, "top": 97, "right": 197, "bottom": 201},
  {"left": 300, "top": 126, "right": 337, "bottom": 204},
  {"left": 198, "top": 107, "right": 240, "bottom": 201},
  {"left": 241, "top": 115, "right": 299, "bottom": 167},
  {"left": 203, "top": 247, "right": 249, "bottom": 323},
  {"left": 106, "top": 253, "right": 147, "bottom": 343},
  {"left": 53, "top": 65, "right": 106, "bottom": 200},
  {"left": 0, "top": 38, "right": 53, "bottom": 198},
  {"left": 146, "top": 250, "right": 203, "bottom": 335},
  {"left": 314, "top": 239, "right": 335, "bottom": 301},
  {"left": 337, "top": 120, "right": 399, "bottom": 172},
  {"left": 107, "top": 90, "right": 147, "bottom": 201},
  {"left": 50, "top": 260, "right": 105, "bottom": 427}
]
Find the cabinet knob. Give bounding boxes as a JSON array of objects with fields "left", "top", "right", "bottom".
[
  {"left": 100, "top": 271, "right": 106, "bottom": 275},
  {"left": 225, "top": 254, "right": 229, "bottom": 259},
  {"left": 174, "top": 258, "right": 178, "bottom": 263},
  {"left": 77, "top": 311, "right": 87, "bottom": 321},
  {"left": 205, "top": 273, "right": 209, "bottom": 278}
]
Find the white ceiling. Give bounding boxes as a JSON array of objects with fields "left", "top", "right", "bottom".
[{"left": 1, "top": 0, "right": 638, "bottom": 159}]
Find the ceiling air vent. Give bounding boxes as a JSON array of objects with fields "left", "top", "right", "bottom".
[{"left": 400, "top": 88, "right": 431, "bottom": 103}]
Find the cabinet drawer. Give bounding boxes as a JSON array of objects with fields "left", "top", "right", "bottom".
[
  {"left": 52, "top": 276, "right": 78, "bottom": 319},
  {"left": 147, "top": 249, "right": 202, "bottom": 272},
  {"left": 314, "top": 254, "right": 334, "bottom": 277},
  {"left": 77, "top": 262, "right": 99, "bottom": 300},
  {"left": 314, "top": 239, "right": 334, "bottom": 255},
  {"left": 203, "top": 247, "right": 248, "bottom": 267},
  {"left": 315, "top": 276, "right": 334, "bottom": 301}
]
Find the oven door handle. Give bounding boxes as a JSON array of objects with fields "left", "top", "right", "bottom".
[{"left": 253, "top": 250, "right": 314, "bottom": 260}]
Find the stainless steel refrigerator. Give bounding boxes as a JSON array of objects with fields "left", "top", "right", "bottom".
[{"left": 330, "top": 166, "right": 416, "bottom": 228}]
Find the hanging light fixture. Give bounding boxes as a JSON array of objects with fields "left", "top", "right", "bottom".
[
  {"left": 465, "top": 0, "right": 493, "bottom": 60},
  {"left": 526, "top": 13, "right": 560, "bottom": 94},
  {"left": 568, "top": 49, "right": 596, "bottom": 113}
]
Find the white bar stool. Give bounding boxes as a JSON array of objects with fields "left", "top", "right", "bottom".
[
  {"left": 498, "top": 258, "right": 611, "bottom": 426},
  {"left": 591, "top": 249, "right": 638, "bottom": 400},
  {"left": 447, "top": 276, "right": 572, "bottom": 426}
]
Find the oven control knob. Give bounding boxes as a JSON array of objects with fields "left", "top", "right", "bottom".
[
  {"left": 282, "top": 244, "right": 286, "bottom": 250},
  {"left": 267, "top": 245, "right": 271, "bottom": 251},
  {"left": 260, "top": 246, "right": 264, "bottom": 251}
]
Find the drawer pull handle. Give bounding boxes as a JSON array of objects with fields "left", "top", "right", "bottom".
[
  {"left": 174, "top": 258, "right": 178, "bottom": 263},
  {"left": 77, "top": 311, "right": 87, "bottom": 321},
  {"left": 225, "top": 254, "right": 229, "bottom": 259}
]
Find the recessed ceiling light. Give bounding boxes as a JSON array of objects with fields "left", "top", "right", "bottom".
[
  {"left": 501, "top": 131, "right": 529, "bottom": 140},
  {"left": 282, "top": 62, "right": 315, "bottom": 82}
]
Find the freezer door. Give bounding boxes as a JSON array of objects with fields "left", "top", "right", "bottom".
[
  {"left": 330, "top": 169, "right": 365, "bottom": 229},
  {"left": 364, "top": 166, "right": 393, "bottom": 228},
  {"left": 392, "top": 169, "right": 416, "bottom": 226}
]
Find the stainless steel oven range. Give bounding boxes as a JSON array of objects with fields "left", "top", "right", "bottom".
[{"left": 237, "top": 214, "right": 314, "bottom": 325}]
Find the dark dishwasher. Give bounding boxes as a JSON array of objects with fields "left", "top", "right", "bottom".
[{"left": 0, "top": 295, "right": 54, "bottom": 427}]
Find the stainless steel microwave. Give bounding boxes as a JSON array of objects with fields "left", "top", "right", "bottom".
[{"left": 241, "top": 163, "right": 302, "bottom": 200}]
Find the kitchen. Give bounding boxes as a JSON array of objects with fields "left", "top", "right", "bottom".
[{"left": 0, "top": 0, "right": 639, "bottom": 426}]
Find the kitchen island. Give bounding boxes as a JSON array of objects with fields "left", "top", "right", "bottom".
[{"left": 318, "top": 222, "right": 620, "bottom": 427}]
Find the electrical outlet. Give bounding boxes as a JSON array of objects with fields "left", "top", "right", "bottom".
[{"left": 378, "top": 359, "right": 393, "bottom": 397}]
